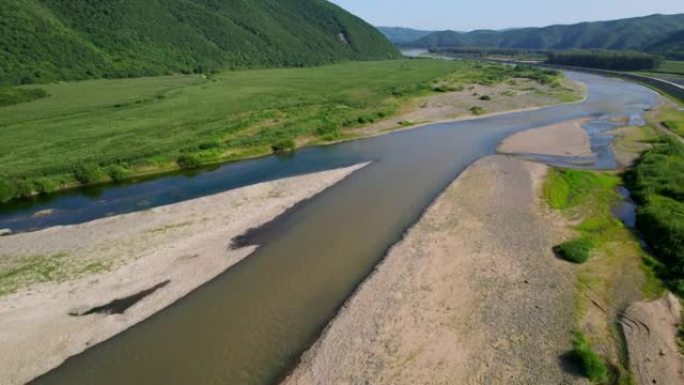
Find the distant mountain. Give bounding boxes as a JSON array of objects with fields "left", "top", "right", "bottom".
[
  {"left": 647, "top": 30, "right": 684, "bottom": 60},
  {"left": 403, "top": 14, "right": 684, "bottom": 56},
  {"left": 377, "top": 27, "right": 434, "bottom": 44},
  {"left": 0, "top": 0, "right": 400, "bottom": 85}
]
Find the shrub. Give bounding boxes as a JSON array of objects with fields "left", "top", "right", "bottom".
[
  {"left": 13, "top": 179, "right": 34, "bottom": 198},
  {"left": 0, "top": 87, "right": 48, "bottom": 107},
  {"left": 176, "top": 154, "right": 202, "bottom": 169},
  {"left": 73, "top": 164, "right": 107, "bottom": 184},
  {"left": 625, "top": 137, "right": 684, "bottom": 294},
  {"left": 106, "top": 165, "right": 129, "bottom": 182},
  {"left": 555, "top": 237, "right": 594, "bottom": 263},
  {"left": 198, "top": 140, "right": 221, "bottom": 150},
  {"left": 572, "top": 331, "right": 609, "bottom": 383},
  {"left": 32, "top": 178, "right": 59, "bottom": 194},
  {"left": 271, "top": 139, "right": 295, "bottom": 154},
  {"left": 0, "top": 180, "right": 15, "bottom": 202},
  {"left": 433, "top": 84, "right": 463, "bottom": 93},
  {"left": 479, "top": 95, "right": 491, "bottom": 101},
  {"left": 469, "top": 106, "right": 486, "bottom": 115},
  {"left": 315, "top": 122, "right": 341, "bottom": 139}
]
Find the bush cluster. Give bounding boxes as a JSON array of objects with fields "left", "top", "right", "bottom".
[
  {"left": 625, "top": 137, "right": 684, "bottom": 294},
  {"left": 572, "top": 331, "right": 609, "bottom": 383},
  {"left": 548, "top": 50, "right": 663, "bottom": 71},
  {"left": 271, "top": 139, "right": 296, "bottom": 154},
  {"left": 554, "top": 238, "right": 595, "bottom": 263}
]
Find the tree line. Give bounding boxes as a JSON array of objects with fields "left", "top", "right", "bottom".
[{"left": 547, "top": 50, "right": 663, "bottom": 71}]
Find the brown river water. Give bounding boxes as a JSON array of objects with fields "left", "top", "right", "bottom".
[{"left": 27, "top": 72, "right": 656, "bottom": 384}]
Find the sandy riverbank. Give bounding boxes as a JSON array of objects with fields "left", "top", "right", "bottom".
[
  {"left": 281, "top": 156, "right": 582, "bottom": 385},
  {"left": 0, "top": 164, "right": 366, "bottom": 385},
  {"left": 498, "top": 118, "right": 593, "bottom": 157},
  {"left": 622, "top": 294, "right": 683, "bottom": 385},
  {"left": 352, "top": 76, "right": 585, "bottom": 137}
]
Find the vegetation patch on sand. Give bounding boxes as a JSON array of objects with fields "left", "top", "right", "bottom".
[
  {"left": 544, "top": 167, "right": 652, "bottom": 384},
  {"left": 572, "top": 331, "right": 610, "bottom": 383},
  {"left": 0, "top": 253, "right": 107, "bottom": 297},
  {"left": 555, "top": 237, "right": 595, "bottom": 264},
  {"left": 544, "top": 169, "right": 619, "bottom": 213},
  {"left": 610, "top": 124, "right": 658, "bottom": 167},
  {"left": 0, "top": 60, "right": 580, "bottom": 202}
]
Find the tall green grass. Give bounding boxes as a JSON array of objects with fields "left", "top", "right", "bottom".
[
  {"left": 658, "top": 106, "right": 684, "bottom": 136},
  {"left": 0, "top": 87, "right": 48, "bottom": 107},
  {"left": 0, "top": 60, "right": 569, "bottom": 202},
  {"left": 544, "top": 169, "right": 623, "bottom": 264},
  {"left": 652, "top": 60, "right": 684, "bottom": 76},
  {"left": 625, "top": 137, "right": 684, "bottom": 295}
]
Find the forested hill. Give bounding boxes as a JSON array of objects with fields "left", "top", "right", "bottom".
[
  {"left": 376, "top": 27, "right": 434, "bottom": 45},
  {"left": 0, "top": 0, "right": 400, "bottom": 85},
  {"left": 399, "top": 13, "right": 684, "bottom": 54},
  {"left": 647, "top": 30, "right": 684, "bottom": 60}
]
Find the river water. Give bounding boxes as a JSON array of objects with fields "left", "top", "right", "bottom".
[{"left": 15, "top": 72, "right": 655, "bottom": 385}]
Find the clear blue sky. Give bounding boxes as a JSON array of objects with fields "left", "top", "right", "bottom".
[{"left": 330, "top": 0, "right": 684, "bottom": 31}]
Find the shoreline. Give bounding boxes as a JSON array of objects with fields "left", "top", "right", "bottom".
[
  {"left": 0, "top": 163, "right": 367, "bottom": 385},
  {"left": 497, "top": 117, "right": 593, "bottom": 157},
  {"left": 281, "top": 155, "right": 580, "bottom": 384},
  {"left": 0, "top": 75, "right": 587, "bottom": 209},
  {"left": 280, "top": 96, "right": 681, "bottom": 384}
]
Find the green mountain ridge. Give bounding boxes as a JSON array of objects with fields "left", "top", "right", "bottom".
[
  {"left": 384, "top": 14, "right": 684, "bottom": 58},
  {"left": 376, "top": 27, "right": 434, "bottom": 44},
  {"left": 0, "top": 0, "right": 400, "bottom": 85},
  {"left": 647, "top": 30, "right": 684, "bottom": 60}
]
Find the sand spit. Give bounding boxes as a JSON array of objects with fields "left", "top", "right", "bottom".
[
  {"left": 281, "top": 156, "right": 582, "bottom": 385},
  {"left": 498, "top": 118, "right": 593, "bottom": 157},
  {"left": 0, "top": 164, "right": 367, "bottom": 385},
  {"left": 621, "top": 294, "right": 684, "bottom": 385},
  {"left": 353, "top": 77, "right": 585, "bottom": 137}
]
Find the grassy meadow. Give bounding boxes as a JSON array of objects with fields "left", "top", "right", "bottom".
[
  {"left": 652, "top": 60, "right": 684, "bottom": 76},
  {"left": 0, "top": 59, "right": 569, "bottom": 202}
]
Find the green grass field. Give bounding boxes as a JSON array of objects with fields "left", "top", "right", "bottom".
[
  {"left": 638, "top": 60, "right": 684, "bottom": 76},
  {"left": 655, "top": 60, "right": 684, "bottom": 76},
  {"left": 0, "top": 59, "right": 568, "bottom": 202},
  {"left": 658, "top": 106, "right": 684, "bottom": 136}
]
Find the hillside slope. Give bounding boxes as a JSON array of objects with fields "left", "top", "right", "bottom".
[
  {"left": 405, "top": 14, "right": 684, "bottom": 53},
  {"left": 377, "top": 27, "right": 434, "bottom": 44},
  {"left": 0, "top": 0, "right": 399, "bottom": 85},
  {"left": 647, "top": 30, "right": 684, "bottom": 60}
]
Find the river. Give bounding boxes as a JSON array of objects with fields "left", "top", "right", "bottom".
[{"left": 7, "top": 72, "right": 655, "bottom": 384}]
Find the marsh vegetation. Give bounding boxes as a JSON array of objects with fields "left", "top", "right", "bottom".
[{"left": 0, "top": 60, "right": 567, "bottom": 202}]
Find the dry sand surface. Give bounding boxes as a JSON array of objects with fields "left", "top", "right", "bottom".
[
  {"left": 498, "top": 118, "right": 593, "bottom": 157},
  {"left": 282, "top": 156, "right": 584, "bottom": 385},
  {"left": 354, "top": 77, "right": 584, "bottom": 136},
  {"left": 0, "top": 164, "right": 366, "bottom": 385},
  {"left": 610, "top": 125, "right": 653, "bottom": 167},
  {"left": 621, "top": 294, "right": 684, "bottom": 385}
]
